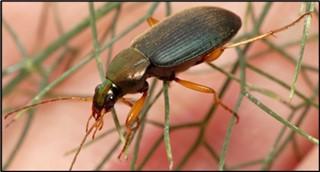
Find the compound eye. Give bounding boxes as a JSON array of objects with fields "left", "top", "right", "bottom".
[
  {"left": 104, "top": 92, "right": 116, "bottom": 110},
  {"left": 108, "top": 94, "right": 114, "bottom": 101},
  {"left": 105, "top": 92, "right": 115, "bottom": 103}
]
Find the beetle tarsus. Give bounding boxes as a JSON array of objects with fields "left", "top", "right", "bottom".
[
  {"left": 118, "top": 91, "right": 147, "bottom": 158},
  {"left": 217, "top": 100, "right": 240, "bottom": 123},
  {"left": 118, "top": 132, "right": 131, "bottom": 160},
  {"left": 118, "top": 119, "right": 140, "bottom": 160}
]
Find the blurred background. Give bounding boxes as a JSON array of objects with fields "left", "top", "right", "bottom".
[{"left": 2, "top": 2, "right": 319, "bottom": 170}]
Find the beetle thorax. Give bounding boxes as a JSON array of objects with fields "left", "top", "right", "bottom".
[{"left": 106, "top": 48, "right": 150, "bottom": 94}]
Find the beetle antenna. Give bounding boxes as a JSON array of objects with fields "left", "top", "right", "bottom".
[
  {"left": 223, "top": 12, "right": 313, "bottom": 49},
  {"left": 86, "top": 115, "right": 93, "bottom": 133},
  {"left": 69, "top": 124, "right": 93, "bottom": 170},
  {"left": 4, "top": 96, "right": 93, "bottom": 128},
  {"left": 69, "top": 111, "right": 106, "bottom": 170}
]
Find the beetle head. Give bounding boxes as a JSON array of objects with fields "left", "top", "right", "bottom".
[{"left": 92, "top": 79, "right": 119, "bottom": 120}]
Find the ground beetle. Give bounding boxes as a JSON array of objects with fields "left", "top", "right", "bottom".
[
  {"left": 90, "top": 6, "right": 310, "bottom": 158},
  {"left": 92, "top": 7, "right": 242, "bottom": 158}
]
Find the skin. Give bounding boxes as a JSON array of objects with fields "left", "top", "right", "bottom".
[{"left": 3, "top": 2, "right": 318, "bottom": 170}]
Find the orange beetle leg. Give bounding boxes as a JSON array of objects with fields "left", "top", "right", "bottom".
[
  {"left": 174, "top": 77, "right": 239, "bottom": 123},
  {"left": 118, "top": 91, "right": 148, "bottom": 159}
]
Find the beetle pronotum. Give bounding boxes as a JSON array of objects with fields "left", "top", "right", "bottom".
[{"left": 3, "top": 4, "right": 314, "bottom": 170}]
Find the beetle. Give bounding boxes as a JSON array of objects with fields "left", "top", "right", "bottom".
[
  {"left": 90, "top": 6, "right": 310, "bottom": 158},
  {"left": 4, "top": 5, "right": 311, "bottom": 169},
  {"left": 91, "top": 6, "right": 242, "bottom": 157}
]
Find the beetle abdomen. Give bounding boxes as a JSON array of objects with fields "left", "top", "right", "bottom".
[{"left": 131, "top": 6, "right": 241, "bottom": 67}]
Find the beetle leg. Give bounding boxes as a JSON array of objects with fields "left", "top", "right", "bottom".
[
  {"left": 147, "top": 17, "right": 159, "bottom": 27},
  {"left": 118, "top": 91, "right": 148, "bottom": 159},
  {"left": 174, "top": 77, "right": 239, "bottom": 123},
  {"left": 203, "top": 47, "right": 224, "bottom": 62},
  {"left": 119, "top": 97, "right": 134, "bottom": 107}
]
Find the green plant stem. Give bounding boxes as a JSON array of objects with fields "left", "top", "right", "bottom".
[
  {"left": 88, "top": 2, "right": 105, "bottom": 80},
  {"left": 289, "top": 2, "right": 314, "bottom": 99},
  {"left": 246, "top": 63, "right": 318, "bottom": 108},
  {"left": 130, "top": 116, "right": 147, "bottom": 170},
  {"left": 165, "top": 2, "right": 172, "bottom": 16},
  {"left": 52, "top": 3, "right": 65, "bottom": 35},
  {"left": 218, "top": 48, "right": 247, "bottom": 170},
  {"left": 111, "top": 108, "right": 125, "bottom": 145},
  {"left": 163, "top": 81, "right": 173, "bottom": 170},
  {"left": 243, "top": 91, "right": 318, "bottom": 145},
  {"left": 3, "top": 19, "right": 28, "bottom": 61},
  {"left": 106, "top": 5, "right": 121, "bottom": 66},
  {"left": 147, "top": 120, "right": 201, "bottom": 130},
  {"left": 162, "top": 5, "right": 173, "bottom": 169},
  {"left": 203, "top": 141, "right": 226, "bottom": 168},
  {"left": 3, "top": 2, "right": 121, "bottom": 96},
  {"left": 3, "top": 69, "right": 30, "bottom": 97},
  {"left": 254, "top": 2, "right": 272, "bottom": 33},
  {"left": 261, "top": 86, "right": 318, "bottom": 170}
]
